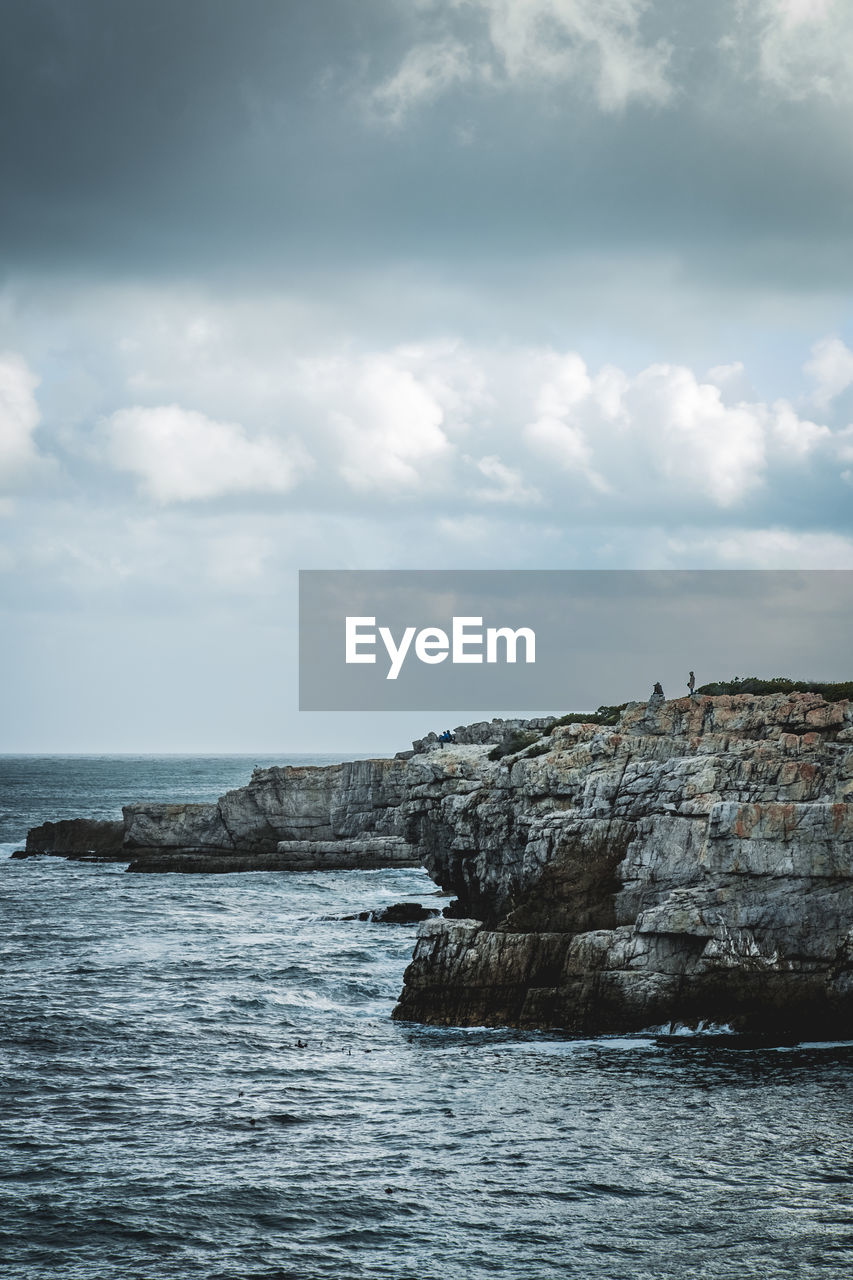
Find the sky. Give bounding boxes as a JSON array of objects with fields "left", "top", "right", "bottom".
[{"left": 2, "top": 0, "right": 853, "bottom": 752}]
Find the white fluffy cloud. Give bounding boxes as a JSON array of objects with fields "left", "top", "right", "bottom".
[
  {"left": 0, "top": 352, "right": 43, "bottom": 489},
  {"left": 96, "top": 333, "right": 853, "bottom": 521},
  {"left": 104, "top": 404, "right": 311, "bottom": 503},
  {"left": 7, "top": 288, "right": 852, "bottom": 575},
  {"left": 525, "top": 354, "right": 772, "bottom": 507},
  {"left": 331, "top": 366, "right": 449, "bottom": 491},
  {"left": 804, "top": 336, "right": 853, "bottom": 407},
  {"left": 769, "top": 399, "right": 830, "bottom": 456},
  {"left": 299, "top": 345, "right": 486, "bottom": 493},
  {"left": 749, "top": 0, "right": 853, "bottom": 101},
  {"left": 625, "top": 364, "right": 767, "bottom": 506}
]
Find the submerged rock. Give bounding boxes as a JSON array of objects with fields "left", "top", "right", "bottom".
[{"left": 340, "top": 902, "right": 442, "bottom": 924}]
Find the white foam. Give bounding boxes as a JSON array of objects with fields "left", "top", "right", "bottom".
[{"left": 641, "top": 1021, "right": 735, "bottom": 1036}]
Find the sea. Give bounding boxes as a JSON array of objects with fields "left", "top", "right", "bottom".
[{"left": 1, "top": 755, "right": 852, "bottom": 1280}]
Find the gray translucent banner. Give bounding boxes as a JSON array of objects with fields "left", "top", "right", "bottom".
[{"left": 298, "top": 570, "right": 853, "bottom": 712}]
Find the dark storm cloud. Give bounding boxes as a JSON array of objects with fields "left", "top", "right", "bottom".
[{"left": 2, "top": 0, "right": 853, "bottom": 289}]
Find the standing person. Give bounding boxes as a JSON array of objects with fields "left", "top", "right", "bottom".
[{"left": 688, "top": 671, "right": 696, "bottom": 698}]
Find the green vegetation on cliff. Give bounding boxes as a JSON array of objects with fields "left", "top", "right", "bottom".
[
  {"left": 697, "top": 676, "right": 853, "bottom": 702},
  {"left": 547, "top": 705, "right": 627, "bottom": 731}
]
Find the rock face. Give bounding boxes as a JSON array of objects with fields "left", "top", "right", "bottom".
[
  {"left": 17, "top": 694, "right": 853, "bottom": 1037},
  {"left": 122, "top": 761, "right": 421, "bottom": 872},
  {"left": 393, "top": 693, "right": 853, "bottom": 1038},
  {"left": 18, "top": 719, "right": 556, "bottom": 874},
  {"left": 119, "top": 732, "right": 548, "bottom": 872},
  {"left": 127, "top": 835, "right": 418, "bottom": 874},
  {"left": 13, "top": 818, "right": 126, "bottom": 861}
]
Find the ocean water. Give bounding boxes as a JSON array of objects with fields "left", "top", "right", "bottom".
[{"left": 1, "top": 757, "right": 853, "bottom": 1280}]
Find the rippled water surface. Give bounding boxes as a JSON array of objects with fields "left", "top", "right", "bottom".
[{"left": 2, "top": 757, "right": 853, "bottom": 1279}]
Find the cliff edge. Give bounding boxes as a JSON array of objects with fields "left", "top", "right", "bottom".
[{"left": 393, "top": 692, "right": 853, "bottom": 1038}]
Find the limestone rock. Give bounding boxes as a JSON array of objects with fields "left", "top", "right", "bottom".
[{"left": 393, "top": 693, "right": 853, "bottom": 1038}]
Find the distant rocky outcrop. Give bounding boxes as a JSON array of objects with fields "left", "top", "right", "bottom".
[
  {"left": 80, "top": 725, "right": 544, "bottom": 873},
  {"left": 121, "top": 762, "right": 421, "bottom": 871},
  {"left": 13, "top": 818, "right": 126, "bottom": 862}
]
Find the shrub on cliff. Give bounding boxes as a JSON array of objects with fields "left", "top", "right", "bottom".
[
  {"left": 697, "top": 676, "right": 853, "bottom": 702},
  {"left": 547, "top": 704, "right": 627, "bottom": 732},
  {"left": 488, "top": 730, "right": 542, "bottom": 761}
]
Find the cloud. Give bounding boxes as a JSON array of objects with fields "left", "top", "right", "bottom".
[
  {"left": 0, "top": 352, "right": 45, "bottom": 489},
  {"left": 525, "top": 414, "right": 605, "bottom": 488},
  {"left": 769, "top": 399, "right": 830, "bottom": 456},
  {"left": 81, "top": 325, "right": 853, "bottom": 523},
  {"left": 524, "top": 351, "right": 609, "bottom": 490},
  {"left": 667, "top": 527, "right": 853, "bottom": 569},
  {"left": 626, "top": 364, "right": 767, "bottom": 506},
  {"left": 472, "top": 454, "right": 542, "bottom": 504},
  {"left": 475, "top": 0, "right": 674, "bottom": 110},
  {"left": 370, "top": 0, "right": 673, "bottom": 121},
  {"left": 367, "top": 1, "right": 853, "bottom": 124},
  {"left": 103, "top": 404, "right": 311, "bottom": 503},
  {"left": 836, "top": 425, "right": 853, "bottom": 463},
  {"left": 804, "top": 336, "right": 853, "bottom": 407},
  {"left": 524, "top": 353, "right": 774, "bottom": 507},
  {"left": 330, "top": 361, "right": 450, "bottom": 491},
  {"left": 7, "top": 280, "right": 853, "bottom": 560},
  {"left": 747, "top": 0, "right": 853, "bottom": 101},
  {"left": 369, "top": 38, "right": 475, "bottom": 122},
  {"left": 299, "top": 345, "right": 488, "bottom": 493}
]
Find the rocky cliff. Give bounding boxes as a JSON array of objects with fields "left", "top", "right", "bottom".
[
  {"left": 17, "top": 693, "right": 853, "bottom": 1037},
  {"left": 394, "top": 692, "right": 853, "bottom": 1038},
  {"left": 122, "top": 759, "right": 421, "bottom": 871},
  {"left": 23, "top": 719, "right": 551, "bottom": 873}
]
